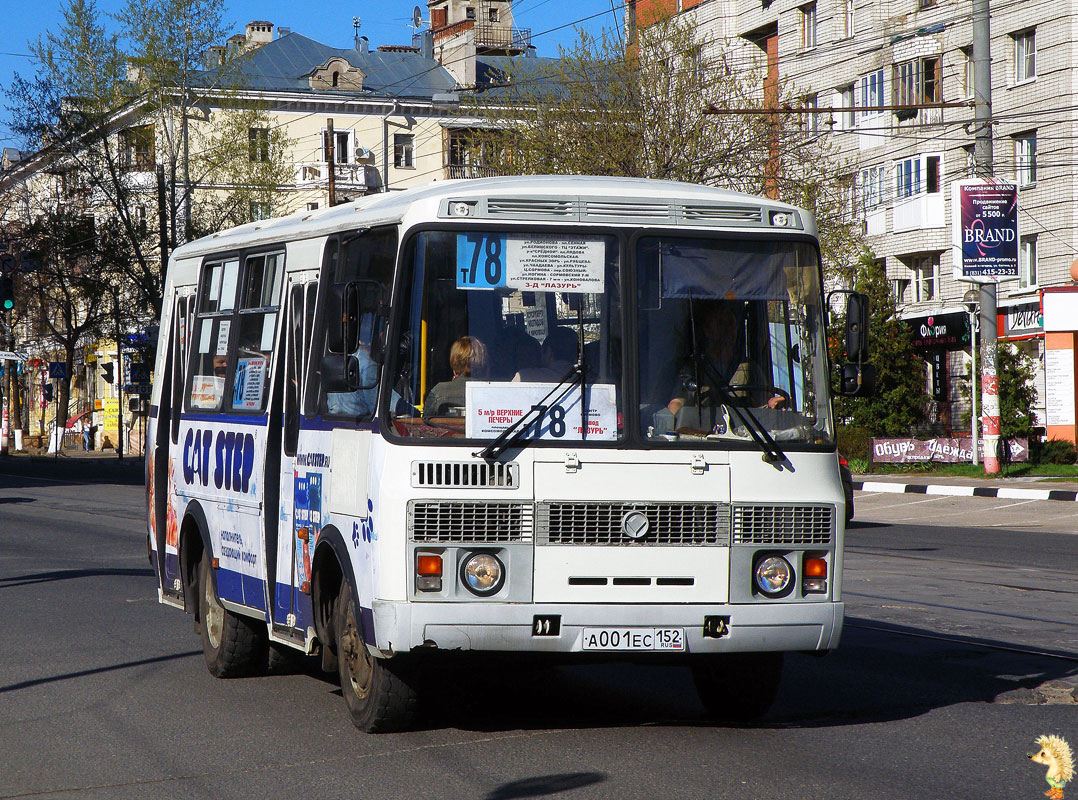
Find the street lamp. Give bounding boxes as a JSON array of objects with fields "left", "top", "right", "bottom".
[{"left": 962, "top": 289, "right": 980, "bottom": 466}]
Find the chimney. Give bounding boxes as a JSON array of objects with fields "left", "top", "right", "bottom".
[
  {"left": 202, "top": 45, "right": 227, "bottom": 69},
  {"left": 277, "top": 26, "right": 291, "bottom": 38},
  {"left": 245, "top": 21, "right": 274, "bottom": 49},
  {"left": 226, "top": 33, "right": 247, "bottom": 58},
  {"left": 358, "top": 36, "right": 369, "bottom": 54},
  {"left": 421, "top": 29, "right": 434, "bottom": 59}
]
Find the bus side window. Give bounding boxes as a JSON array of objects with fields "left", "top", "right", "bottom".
[
  {"left": 320, "top": 227, "right": 397, "bottom": 419},
  {"left": 284, "top": 284, "right": 305, "bottom": 456},
  {"left": 170, "top": 294, "right": 191, "bottom": 443},
  {"left": 188, "top": 258, "right": 239, "bottom": 411},
  {"left": 230, "top": 252, "right": 284, "bottom": 412}
]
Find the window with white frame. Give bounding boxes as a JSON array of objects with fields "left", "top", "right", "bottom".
[
  {"left": 321, "top": 129, "right": 351, "bottom": 163},
  {"left": 893, "top": 57, "right": 940, "bottom": 111},
  {"left": 858, "top": 69, "right": 885, "bottom": 119},
  {"left": 800, "top": 3, "right": 817, "bottom": 49},
  {"left": 963, "top": 144, "right": 977, "bottom": 176},
  {"left": 910, "top": 255, "right": 939, "bottom": 302},
  {"left": 802, "top": 94, "right": 819, "bottom": 135},
  {"left": 891, "top": 278, "right": 909, "bottom": 303},
  {"left": 893, "top": 154, "right": 941, "bottom": 199},
  {"left": 844, "top": 0, "right": 855, "bottom": 38},
  {"left": 961, "top": 47, "right": 974, "bottom": 98},
  {"left": 1013, "top": 29, "right": 1036, "bottom": 83},
  {"left": 248, "top": 127, "right": 270, "bottom": 163},
  {"left": 1014, "top": 132, "right": 1037, "bottom": 186},
  {"left": 249, "top": 201, "right": 271, "bottom": 221},
  {"left": 394, "top": 133, "right": 415, "bottom": 168},
  {"left": 1019, "top": 236, "right": 1038, "bottom": 288},
  {"left": 836, "top": 84, "right": 855, "bottom": 129},
  {"left": 859, "top": 165, "right": 886, "bottom": 209}
]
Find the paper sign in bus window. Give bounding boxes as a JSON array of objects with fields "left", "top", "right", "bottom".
[
  {"left": 232, "top": 357, "right": 267, "bottom": 410},
  {"left": 465, "top": 381, "right": 617, "bottom": 440},
  {"left": 457, "top": 233, "right": 605, "bottom": 293},
  {"left": 190, "top": 376, "right": 224, "bottom": 409},
  {"left": 216, "top": 319, "right": 231, "bottom": 356}
]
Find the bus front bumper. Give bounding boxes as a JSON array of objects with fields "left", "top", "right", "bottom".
[{"left": 371, "top": 600, "right": 844, "bottom": 656}]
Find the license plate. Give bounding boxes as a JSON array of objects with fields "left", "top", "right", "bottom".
[{"left": 581, "top": 627, "right": 685, "bottom": 651}]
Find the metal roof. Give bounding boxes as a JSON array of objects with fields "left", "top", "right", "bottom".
[{"left": 194, "top": 32, "right": 458, "bottom": 100}]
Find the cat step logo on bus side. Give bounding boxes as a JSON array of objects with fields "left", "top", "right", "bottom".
[{"left": 182, "top": 428, "right": 256, "bottom": 492}]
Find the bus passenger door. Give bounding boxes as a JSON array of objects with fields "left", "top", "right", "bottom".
[{"left": 272, "top": 280, "right": 317, "bottom": 638}]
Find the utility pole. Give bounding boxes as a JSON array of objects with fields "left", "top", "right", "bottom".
[
  {"left": 972, "top": 0, "right": 1000, "bottom": 474},
  {"left": 326, "top": 118, "right": 337, "bottom": 207}
]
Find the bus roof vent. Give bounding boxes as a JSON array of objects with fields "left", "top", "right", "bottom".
[
  {"left": 485, "top": 198, "right": 576, "bottom": 219},
  {"left": 680, "top": 204, "right": 763, "bottom": 224},
  {"left": 411, "top": 460, "right": 519, "bottom": 489},
  {"left": 582, "top": 200, "right": 672, "bottom": 222}
]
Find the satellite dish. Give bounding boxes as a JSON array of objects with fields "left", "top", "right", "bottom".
[{"left": 412, "top": 5, "right": 423, "bottom": 28}]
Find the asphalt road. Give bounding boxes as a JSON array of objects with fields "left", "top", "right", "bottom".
[{"left": 0, "top": 464, "right": 1075, "bottom": 800}]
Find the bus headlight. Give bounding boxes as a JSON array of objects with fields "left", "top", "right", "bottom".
[
  {"left": 461, "top": 553, "right": 505, "bottom": 596},
  {"left": 754, "top": 555, "right": 792, "bottom": 596}
]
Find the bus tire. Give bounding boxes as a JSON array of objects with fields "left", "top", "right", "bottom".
[
  {"left": 335, "top": 582, "right": 418, "bottom": 733},
  {"left": 198, "top": 558, "right": 266, "bottom": 678},
  {"left": 691, "top": 652, "right": 784, "bottom": 723}
]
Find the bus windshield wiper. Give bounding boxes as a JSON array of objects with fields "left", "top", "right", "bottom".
[
  {"left": 710, "top": 381, "right": 786, "bottom": 465},
  {"left": 476, "top": 363, "right": 584, "bottom": 461}
]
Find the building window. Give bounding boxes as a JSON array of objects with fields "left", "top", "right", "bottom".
[
  {"left": 135, "top": 205, "right": 147, "bottom": 236},
  {"left": 859, "top": 69, "right": 885, "bottom": 119},
  {"left": 248, "top": 127, "right": 270, "bottom": 163},
  {"left": 963, "top": 144, "right": 977, "bottom": 176},
  {"left": 961, "top": 47, "right": 974, "bottom": 98},
  {"left": 322, "top": 130, "right": 351, "bottom": 164},
  {"left": 120, "top": 126, "right": 155, "bottom": 172},
  {"left": 891, "top": 278, "right": 909, "bottom": 303},
  {"left": 893, "top": 57, "right": 940, "bottom": 113},
  {"left": 1014, "top": 132, "right": 1037, "bottom": 187},
  {"left": 1019, "top": 236, "right": 1037, "bottom": 288},
  {"left": 911, "top": 255, "right": 938, "bottom": 302},
  {"left": 859, "top": 164, "right": 886, "bottom": 209},
  {"left": 895, "top": 157, "right": 922, "bottom": 198},
  {"left": 488, "top": 7, "right": 499, "bottom": 22},
  {"left": 250, "top": 201, "right": 271, "bottom": 221},
  {"left": 800, "top": 3, "right": 817, "bottom": 49},
  {"left": 466, "top": 7, "right": 476, "bottom": 20},
  {"left": 306, "top": 202, "right": 319, "bottom": 211},
  {"left": 843, "top": 0, "right": 855, "bottom": 38},
  {"left": 1014, "top": 29, "right": 1036, "bottom": 83},
  {"left": 802, "top": 93, "right": 819, "bottom": 135},
  {"left": 835, "top": 84, "right": 855, "bottom": 129},
  {"left": 394, "top": 133, "right": 415, "bottom": 168}
]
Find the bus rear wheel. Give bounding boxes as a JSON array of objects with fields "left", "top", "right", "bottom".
[
  {"left": 198, "top": 558, "right": 266, "bottom": 678},
  {"left": 691, "top": 652, "right": 784, "bottom": 723},
  {"left": 335, "top": 582, "right": 418, "bottom": 733}
]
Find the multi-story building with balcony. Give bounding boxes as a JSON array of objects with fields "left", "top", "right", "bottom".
[{"left": 636, "top": 0, "right": 1078, "bottom": 441}]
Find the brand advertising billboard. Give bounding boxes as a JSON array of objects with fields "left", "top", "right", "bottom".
[{"left": 950, "top": 178, "right": 1018, "bottom": 281}]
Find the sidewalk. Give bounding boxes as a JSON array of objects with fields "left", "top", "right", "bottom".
[
  {"left": 0, "top": 448, "right": 143, "bottom": 484},
  {"left": 853, "top": 472, "right": 1078, "bottom": 502}
]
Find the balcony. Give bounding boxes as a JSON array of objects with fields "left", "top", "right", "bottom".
[
  {"left": 445, "top": 164, "right": 499, "bottom": 180},
  {"left": 295, "top": 162, "right": 380, "bottom": 190},
  {"left": 421, "top": 23, "right": 530, "bottom": 52}
]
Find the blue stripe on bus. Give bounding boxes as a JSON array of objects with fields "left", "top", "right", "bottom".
[
  {"left": 215, "top": 567, "right": 268, "bottom": 613},
  {"left": 299, "top": 415, "right": 380, "bottom": 432},
  {"left": 180, "top": 412, "right": 270, "bottom": 425}
]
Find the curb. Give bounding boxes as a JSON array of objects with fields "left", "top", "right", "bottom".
[{"left": 853, "top": 480, "right": 1078, "bottom": 503}]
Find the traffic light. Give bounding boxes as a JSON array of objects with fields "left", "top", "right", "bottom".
[
  {"left": 0, "top": 275, "right": 13, "bottom": 310},
  {"left": 43, "top": 383, "right": 54, "bottom": 402},
  {"left": 101, "top": 362, "right": 115, "bottom": 383}
]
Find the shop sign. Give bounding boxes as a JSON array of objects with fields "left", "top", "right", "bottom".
[
  {"left": 872, "top": 436, "right": 1028, "bottom": 463},
  {"left": 904, "top": 312, "right": 971, "bottom": 350},
  {"left": 1002, "top": 302, "right": 1042, "bottom": 337}
]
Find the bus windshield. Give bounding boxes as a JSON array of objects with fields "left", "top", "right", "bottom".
[{"left": 386, "top": 228, "right": 831, "bottom": 447}]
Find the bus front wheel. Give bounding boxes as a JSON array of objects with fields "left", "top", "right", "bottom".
[
  {"left": 335, "top": 583, "right": 418, "bottom": 733},
  {"left": 198, "top": 558, "right": 266, "bottom": 678},
  {"left": 691, "top": 652, "right": 784, "bottom": 723}
]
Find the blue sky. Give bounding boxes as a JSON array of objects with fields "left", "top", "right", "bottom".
[{"left": 0, "top": 0, "right": 622, "bottom": 149}]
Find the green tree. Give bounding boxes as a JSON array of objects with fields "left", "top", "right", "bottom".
[
  {"left": 832, "top": 254, "right": 928, "bottom": 437},
  {"left": 463, "top": 16, "right": 865, "bottom": 281}
]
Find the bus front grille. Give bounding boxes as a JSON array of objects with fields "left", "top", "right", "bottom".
[
  {"left": 536, "top": 502, "right": 730, "bottom": 546},
  {"left": 409, "top": 501, "right": 533, "bottom": 543},
  {"left": 411, "top": 460, "right": 519, "bottom": 489},
  {"left": 731, "top": 504, "right": 834, "bottom": 546}
]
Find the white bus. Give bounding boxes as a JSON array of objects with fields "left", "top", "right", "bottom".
[{"left": 147, "top": 175, "right": 871, "bottom": 732}]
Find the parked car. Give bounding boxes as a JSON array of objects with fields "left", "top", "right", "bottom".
[{"left": 839, "top": 455, "right": 854, "bottom": 523}]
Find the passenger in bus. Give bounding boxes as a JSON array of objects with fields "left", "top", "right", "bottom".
[
  {"left": 326, "top": 313, "right": 381, "bottom": 418},
  {"left": 512, "top": 326, "right": 577, "bottom": 382},
  {"left": 499, "top": 326, "right": 542, "bottom": 380},
  {"left": 666, "top": 301, "right": 785, "bottom": 416},
  {"left": 422, "top": 336, "right": 488, "bottom": 419}
]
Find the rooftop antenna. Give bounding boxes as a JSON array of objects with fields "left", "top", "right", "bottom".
[{"left": 352, "top": 16, "right": 362, "bottom": 49}]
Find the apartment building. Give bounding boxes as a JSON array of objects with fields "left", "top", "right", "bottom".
[{"left": 638, "top": 0, "right": 1078, "bottom": 439}]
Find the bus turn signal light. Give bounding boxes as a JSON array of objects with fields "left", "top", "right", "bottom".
[
  {"left": 803, "top": 556, "right": 827, "bottom": 594},
  {"left": 416, "top": 554, "right": 443, "bottom": 592},
  {"left": 803, "top": 557, "right": 827, "bottom": 578}
]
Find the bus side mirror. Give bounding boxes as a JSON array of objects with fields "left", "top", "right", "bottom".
[
  {"left": 321, "top": 353, "right": 363, "bottom": 392},
  {"left": 845, "top": 292, "right": 870, "bottom": 362},
  {"left": 838, "top": 362, "right": 876, "bottom": 397}
]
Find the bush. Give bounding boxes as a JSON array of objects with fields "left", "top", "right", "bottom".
[
  {"left": 1032, "top": 438, "right": 1077, "bottom": 465},
  {"left": 837, "top": 425, "right": 873, "bottom": 463}
]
